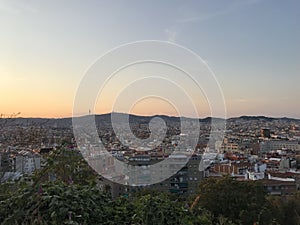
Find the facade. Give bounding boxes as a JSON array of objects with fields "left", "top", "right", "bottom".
[
  {"left": 213, "top": 162, "right": 251, "bottom": 175},
  {"left": 260, "top": 140, "right": 300, "bottom": 153},
  {"left": 161, "top": 154, "right": 203, "bottom": 195},
  {"left": 14, "top": 154, "right": 41, "bottom": 174},
  {"left": 262, "top": 179, "right": 297, "bottom": 196},
  {"left": 261, "top": 128, "right": 271, "bottom": 138},
  {"left": 221, "top": 143, "right": 239, "bottom": 152},
  {"left": 102, "top": 154, "right": 203, "bottom": 198},
  {"left": 0, "top": 152, "right": 13, "bottom": 172}
]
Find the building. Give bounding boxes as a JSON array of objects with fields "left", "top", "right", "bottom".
[
  {"left": 213, "top": 162, "right": 251, "bottom": 176},
  {"left": 261, "top": 128, "right": 271, "bottom": 138},
  {"left": 14, "top": 154, "right": 41, "bottom": 174},
  {"left": 262, "top": 179, "right": 297, "bottom": 196},
  {"left": 102, "top": 154, "right": 203, "bottom": 198},
  {"left": 221, "top": 143, "right": 239, "bottom": 153},
  {"left": 260, "top": 140, "right": 300, "bottom": 153},
  {"left": 162, "top": 154, "right": 203, "bottom": 195},
  {"left": 0, "top": 152, "right": 13, "bottom": 172}
]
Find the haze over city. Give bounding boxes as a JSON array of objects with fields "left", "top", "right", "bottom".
[{"left": 1, "top": 0, "right": 299, "bottom": 118}]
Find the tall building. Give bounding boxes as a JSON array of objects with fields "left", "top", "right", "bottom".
[
  {"left": 103, "top": 154, "right": 203, "bottom": 198},
  {"left": 261, "top": 128, "right": 271, "bottom": 138}
]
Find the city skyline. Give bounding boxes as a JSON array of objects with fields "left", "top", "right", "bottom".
[{"left": 1, "top": 0, "right": 299, "bottom": 118}]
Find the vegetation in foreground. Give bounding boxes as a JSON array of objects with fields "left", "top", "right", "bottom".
[{"left": 0, "top": 149, "right": 300, "bottom": 225}]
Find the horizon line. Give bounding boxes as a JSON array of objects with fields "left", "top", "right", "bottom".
[{"left": 3, "top": 111, "right": 300, "bottom": 120}]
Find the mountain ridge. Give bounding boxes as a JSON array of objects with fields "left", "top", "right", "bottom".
[{"left": 1, "top": 113, "right": 299, "bottom": 127}]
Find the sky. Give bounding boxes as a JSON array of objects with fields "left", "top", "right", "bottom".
[{"left": 0, "top": 0, "right": 299, "bottom": 118}]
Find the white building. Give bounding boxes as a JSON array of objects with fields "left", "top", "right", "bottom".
[{"left": 15, "top": 154, "right": 41, "bottom": 174}]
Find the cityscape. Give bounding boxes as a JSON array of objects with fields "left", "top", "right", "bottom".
[
  {"left": 1, "top": 114, "right": 300, "bottom": 224},
  {"left": 1, "top": 0, "right": 300, "bottom": 224}
]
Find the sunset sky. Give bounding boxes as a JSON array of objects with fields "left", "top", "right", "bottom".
[{"left": 0, "top": 0, "right": 299, "bottom": 118}]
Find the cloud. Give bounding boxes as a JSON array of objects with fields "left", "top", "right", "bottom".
[
  {"left": 0, "top": 0, "right": 37, "bottom": 14},
  {"left": 163, "top": 0, "right": 261, "bottom": 44},
  {"left": 235, "top": 98, "right": 248, "bottom": 103},
  {"left": 165, "top": 28, "right": 177, "bottom": 43}
]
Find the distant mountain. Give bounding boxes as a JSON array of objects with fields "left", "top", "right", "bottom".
[
  {"left": 227, "top": 115, "right": 300, "bottom": 123},
  {"left": 0, "top": 117, "right": 72, "bottom": 128},
  {"left": 1, "top": 113, "right": 299, "bottom": 127}
]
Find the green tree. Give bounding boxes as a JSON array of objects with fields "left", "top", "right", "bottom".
[
  {"left": 0, "top": 181, "right": 115, "bottom": 225},
  {"left": 265, "top": 193, "right": 300, "bottom": 225},
  {"left": 195, "top": 176, "right": 267, "bottom": 225},
  {"left": 33, "top": 147, "right": 97, "bottom": 186},
  {"left": 131, "top": 193, "right": 185, "bottom": 225}
]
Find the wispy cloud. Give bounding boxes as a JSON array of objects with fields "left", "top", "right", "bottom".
[
  {"left": 233, "top": 98, "right": 248, "bottom": 103},
  {"left": 163, "top": 0, "right": 261, "bottom": 44},
  {"left": 165, "top": 28, "right": 178, "bottom": 42},
  {"left": 0, "top": 0, "right": 38, "bottom": 14}
]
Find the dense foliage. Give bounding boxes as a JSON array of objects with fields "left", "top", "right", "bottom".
[
  {"left": 0, "top": 182, "right": 113, "bottom": 224},
  {"left": 196, "top": 177, "right": 267, "bottom": 225},
  {"left": 34, "top": 148, "right": 97, "bottom": 186},
  {"left": 1, "top": 149, "right": 299, "bottom": 224},
  {"left": 194, "top": 177, "right": 300, "bottom": 225},
  {"left": 2, "top": 178, "right": 299, "bottom": 225}
]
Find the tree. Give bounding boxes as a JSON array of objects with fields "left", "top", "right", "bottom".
[
  {"left": 195, "top": 176, "right": 267, "bottom": 225},
  {"left": 0, "top": 181, "right": 115, "bottom": 225},
  {"left": 131, "top": 193, "right": 185, "bottom": 225},
  {"left": 33, "top": 147, "right": 97, "bottom": 186},
  {"left": 265, "top": 193, "right": 300, "bottom": 225}
]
